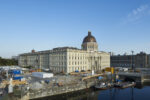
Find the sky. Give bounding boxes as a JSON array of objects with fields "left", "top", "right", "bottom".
[{"left": 0, "top": 0, "right": 150, "bottom": 58}]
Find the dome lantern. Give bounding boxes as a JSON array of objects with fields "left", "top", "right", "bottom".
[{"left": 88, "top": 31, "right": 91, "bottom": 36}]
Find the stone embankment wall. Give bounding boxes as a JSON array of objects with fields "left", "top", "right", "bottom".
[{"left": 26, "top": 80, "right": 95, "bottom": 100}]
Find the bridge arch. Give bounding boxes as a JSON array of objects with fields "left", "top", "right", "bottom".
[{"left": 124, "top": 77, "right": 136, "bottom": 82}]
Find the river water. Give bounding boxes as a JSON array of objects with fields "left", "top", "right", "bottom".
[{"left": 36, "top": 83, "right": 150, "bottom": 100}]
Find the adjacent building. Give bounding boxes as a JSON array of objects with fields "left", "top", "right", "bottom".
[
  {"left": 111, "top": 54, "right": 135, "bottom": 68},
  {"left": 18, "top": 31, "right": 110, "bottom": 73},
  {"left": 135, "top": 52, "right": 150, "bottom": 68},
  {"left": 111, "top": 52, "right": 150, "bottom": 68}
]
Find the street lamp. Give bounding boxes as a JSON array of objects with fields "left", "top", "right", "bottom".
[
  {"left": 100, "top": 56, "right": 101, "bottom": 72},
  {"left": 131, "top": 51, "right": 134, "bottom": 70}
]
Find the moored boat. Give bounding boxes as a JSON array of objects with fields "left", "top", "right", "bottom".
[
  {"left": 120, "top": 82, "right": 136, "bottom": 89},
  {"left": 94, "top": 82, "right": 108, "bottom": 90},
  {"left": 0, "top": 88, "right": 3, "bottom": 96},
  {"left": 114, "top": 82, "right": 136, "bottom": 89}
]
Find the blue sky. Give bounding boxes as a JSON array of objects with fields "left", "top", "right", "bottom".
[{"left": 0, "top": 0, "right": 150, "bottom": 58}]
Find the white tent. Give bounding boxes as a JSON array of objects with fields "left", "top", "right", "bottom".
[{"left": 32, "top": 72, "right": 53, "bottom": 78}]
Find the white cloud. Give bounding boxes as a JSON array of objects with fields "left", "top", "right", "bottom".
[{"left": 124, "top": 4, "right": 150, "bottom": 24}]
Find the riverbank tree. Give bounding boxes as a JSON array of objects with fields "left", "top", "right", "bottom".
[{"left": 0, "top": 57, "right": 18, "bottom": 66}]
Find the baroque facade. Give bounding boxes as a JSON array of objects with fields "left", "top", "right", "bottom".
[{"left": 19, "top": 31, "right": 110, "bottom": 73}]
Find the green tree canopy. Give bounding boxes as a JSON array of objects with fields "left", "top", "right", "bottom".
[{"left": 0, "top": 57, "right": 18, "bottom": 66}]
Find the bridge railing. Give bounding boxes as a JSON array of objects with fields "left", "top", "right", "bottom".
[{"left": 117, "top": 72, "right": 150, "bottom": 76}]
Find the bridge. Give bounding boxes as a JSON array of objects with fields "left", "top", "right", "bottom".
[{"left": 117, "top": 72, "right": 150, "bottom": 83}]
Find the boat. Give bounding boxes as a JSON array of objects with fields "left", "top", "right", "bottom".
[
  {"left": 0, "top": 88, "right": 3, "bottom": 96},
  {"left": 0, "top": 91, "right": 3, "bottom": 95},
  {"left": 120, "top": 82, "right": 136, "bottom": 89},
  {"left": 114, "top": 82, "right": 122, "bottom": 88},
  {"left": 107, "top": 83, "right": 114, "bottom": 88},
  {"left": 114, "top": 82, "right": 136, "bottom": 89},
  {"left": 94, "top": 82, "right": 108, "bottom": 90}
]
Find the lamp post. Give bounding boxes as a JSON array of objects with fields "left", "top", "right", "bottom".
[
  {"left": 100, "top": 56, "right": 101, "bottom": 73},
  {"left": 131, "top": 51, "right": 134, "bottom": 70}
]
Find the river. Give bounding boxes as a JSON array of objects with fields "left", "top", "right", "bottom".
[
  {"left": 36, "top": 83, "right": 150, "bottom": 100},
  {"left": 1, "top": 83, "right": 150, "bottom": 100}
]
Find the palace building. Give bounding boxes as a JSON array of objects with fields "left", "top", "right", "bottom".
[{"left": 18, "top": 31, "right": 110, "bottom": 73}]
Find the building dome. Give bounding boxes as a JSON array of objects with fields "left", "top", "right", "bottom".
[{"left": 83, "top": 31, "right": 97, "bottom": 43}]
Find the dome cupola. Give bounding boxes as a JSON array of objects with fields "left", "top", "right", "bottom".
[
  {"left": 82, "top": 31, "right": 97, "bottom": 43},
  {"left": 81, "top": 31, "right": 98, "bottom": 51}
]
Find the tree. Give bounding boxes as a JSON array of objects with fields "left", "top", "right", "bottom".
[{"left": 0, "top": 57, "right": 18, "bottom": 66}]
